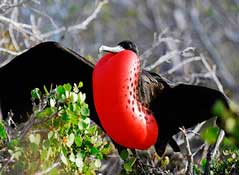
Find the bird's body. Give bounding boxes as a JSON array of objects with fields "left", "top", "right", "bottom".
[{"left": 0, "top": 41, "right": 230, "bottom": 156}]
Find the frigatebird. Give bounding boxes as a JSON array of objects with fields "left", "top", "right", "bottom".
[{"left": 0, "top": 41, "right": 230, "bottom": 156}]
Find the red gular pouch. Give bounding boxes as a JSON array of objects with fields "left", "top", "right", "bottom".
[{"left": 93, "top": 50, "right": 158, "bottom": 149}]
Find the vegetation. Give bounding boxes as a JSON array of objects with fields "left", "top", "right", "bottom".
[
  {"left": 0, "top": 0, "right": 238, "bottom": 174},
  {"left": 0, "top": 83, "right": 113, "bottom": 174},
  {"left": 0, "top": 85, "right": 238, "bottom": 174}
]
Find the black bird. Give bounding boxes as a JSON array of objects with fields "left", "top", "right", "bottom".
[{"left": 0, "top": 41, "right": 231, "bottom": 156}]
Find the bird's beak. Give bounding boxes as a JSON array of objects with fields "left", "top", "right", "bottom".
[{"left": 99, "top": 45, "right": 125, "bottom": 53}]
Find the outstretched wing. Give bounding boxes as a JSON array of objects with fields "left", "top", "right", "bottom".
[
  {"left": 0, "top": 41, "right": 100, "bottom": 126},
  {"left": 153, "top": 83, "right": 228, "bottom": 156},
  {"left": 159, "top": 84, "right": 228, "bottom": 128}
]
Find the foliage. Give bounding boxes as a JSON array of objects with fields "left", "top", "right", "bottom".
[
  {"left": 211, "top": 146, "right": 239, "bottom": 175},
  {"left": 0, "top": 121, "right": 7, "bottom": 141},
  {"left": 0, "top": 83, "right": 113, "bottom": 174},
  {"left": 119, "top": 149, "right": 171, "bottom": 175},
  {"left": 201, "top": 100, "right": 239, "bottom": 147},
  {"left": 198, "top": 100, "right": 239, "bottom": 174},
  {"left": 0, "top": 1, "right": 238, "bottom": 174},
  {"left": 213, "top": 101, "right": 239, "bottom": 146}
]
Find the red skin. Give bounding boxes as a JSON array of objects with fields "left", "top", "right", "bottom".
[{"left": 93, "top": 50, "right": 158, "bottom": 149}]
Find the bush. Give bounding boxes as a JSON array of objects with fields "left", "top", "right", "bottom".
[{"left": 0, "top": 82, "right": 113, "bottom": 175}]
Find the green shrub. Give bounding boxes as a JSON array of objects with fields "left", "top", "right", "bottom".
[{"left": 0, "top": 82, "right": 113, "bottom": 175}]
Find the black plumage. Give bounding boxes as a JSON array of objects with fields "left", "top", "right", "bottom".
[
  {"left": 0, "top": 41, "right": 230, "bottom": 156},
  {"left": 134, "top": 69, "right": 228, "bottom": 155},
  {"left": 0, "top": 42, "right": 100, "bottom": 126}
]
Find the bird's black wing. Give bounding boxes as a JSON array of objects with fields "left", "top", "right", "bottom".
[
  {"left": 0, "top": 41, "right": 100, "bottom": 126},
  {"left": 152, "top": 83, "right": 228, "bottom": 156},
  {"left": 158, "top": 84, "right": 228, "bottom": 129}
]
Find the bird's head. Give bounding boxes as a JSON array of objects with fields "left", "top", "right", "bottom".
[{"left": 99, "top": 40, "right": 139, "bottom": 55}]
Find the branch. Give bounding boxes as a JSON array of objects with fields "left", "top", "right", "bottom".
[
  {"left": 204, "top": 145, "right": 213, "bottom": 175},
  {"left": 179, "top": 127, "right": 193, "bottom": 175},
  {"left": 140, "top": 30, "right": 180, "bottom": 67},
  {"left": 177, "top": 121, "right": 205, "bottom": 146},
  {"left": 0, "top": 15, "right": 32, "bottom": 29},
  {"left": 200, "top": 54, "right": 224, "bottom": 94},
  {"left": 144, "top": 50, "right": 179, "bottom": 71},
  {"left": 167, "top": 56, "right": 201, "bottom": 74},
  {"left": 0, "top": 154, "right": 15, "bottom": 174},
  {"left": 39, "top": 0, "right": 108, "bottom": 39},
  {"left": 19, "top": 109, "right": 60, "bottom": 140},
  {"left": 179, "top": 48, "right": 226, "bottom": 160},
  {"left": 0, "top": 47, "right": 22, "bottom": 55},
  {"left": 0, "top": 0, "right": 35, "bottom": 11},
  {"left": 179, "top": 47, "right": 225, "bottom": 93},
  {"left": 9, "top": 6, "right": 21, "bottom": 51},
  {"left": 0, "top": 15, "right": 41, "bottom": 41},
  {"left": 211, "top": 130, "right": 225, "bottom": 159},
  {"left": 28, "top": 6, "right": 58, "bottom": 29},
  {"left": 34, "top": 162, "right": 61, "bottom": 175},
  {"left": 190, "top": 7, "right": 236, "bottom": 89}
]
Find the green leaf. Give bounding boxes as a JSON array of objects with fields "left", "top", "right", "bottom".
[
  {"left": 96, "top": 152, "right": 103, "bottom": 160},
  {"left": 8, "top": 139, "right": 19, "bottom": 149},
  {"left": 201, "top": 158, "right": 207, "bottom": 171},
  {"left": 73, "top": 83, "right": 79, "bottom": 93},
  {"left": 37, "top": 107, "right": 55, "bottom": 119},
  {"left": 88, "top": 125, "right": 97, "bottom": 135},
  {"left": 29, "top": 133, "right": 41, "bottom": 145},
  {"left": 90, "top": 147, "right": 99, "bottom": 155},
  {"left": 78, "top": 121, "right": 89, "bottom": 130},
  {"left": 120, "top": 149, "right": 129, "bottom": 160},
  {"left": 63, "top": 83, "right": 72, "bottom": 91},
  {"left": 31, "top": 88, "right": 41, "bottom": 100},
  {"left": 69, "top": 153, "right": 75, "bottom": 162},
  {"left": 70, "top": 92, "right": 78, "bottom": 103},
  {"left": 61, "top": 113, "right": 69, "bottom": 121},
  {"left": 12, "top": 147, "right": 23, "bottom": 160},
  {"left": 101, "top": 144, "right": 113, "bottom": 155},
  {"left": 201, "top": 127, "right": 219, "bottom": 144},
  {"left": 123, "top": 157, "right": 136, "bottom": 172},
  {"left": 94, "top": 159, "right": 101, "bottom": 168},
  {"left": 43, "top": 85, "right": 49, "bottom": 95},
  {"left": 75, "top": 154, "right": 83, "bottom": 171},
  {"left": 60, "top": 151, "right": 68, "bottom": 165},
  {"left": 0, "top": 122, "right": 7, "bottom": 140},
  {"left": 79, "top": 92, "right": 86, "bottom": 103},
  {"left": 46, "top": 147, "right": 53, "bottom": 160},
  {"left": 78, "top": 81, "right": 83, "bottom": 88},
  {"left": 213, "top": 100, "right": 226, "bottom": 117},
  {"left": 75, "top": 136, "right": 82, "bottom": 147},
  {"left": 66, "top": 133, "right": 75, "bottom": 147},
  {"left": 80, "top": 107, "right": 90, "bottom": 117},
  {"left": 225, "top": 118, "right": 236, "bottom": 133},
  {"left": 41, "top": 149, "right": 47, "bottom": 161},
  {"left": 48, "top": 131, "right": 54, "bottom": 139},
  {"left": 56, "top": 86, "right": 65, "bottom": 96},
  {"left": 50, "top": 98, "right": 56, "bottom": 107}
]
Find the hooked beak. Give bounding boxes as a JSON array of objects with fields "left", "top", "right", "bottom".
[{"left": 99, "top": 45, "right": 125, "bottom": 53}]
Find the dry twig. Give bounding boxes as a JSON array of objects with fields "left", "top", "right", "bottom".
[
  {"left": 180, "top": 127, "right": 193, "bottom": 175},
  {"left": 39, "top": 0, "right": 108, "bottom": 39},
  {"left": 34, "top": 162, "right": 61, "bottom": 175}
]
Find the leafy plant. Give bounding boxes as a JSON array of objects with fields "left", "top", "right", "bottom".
[
  {"left": 0, "top": 82, "right": 113, "bottom": 174},
  {"left": 211, "top": 146, "right": 239, "bottom": 175}
]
